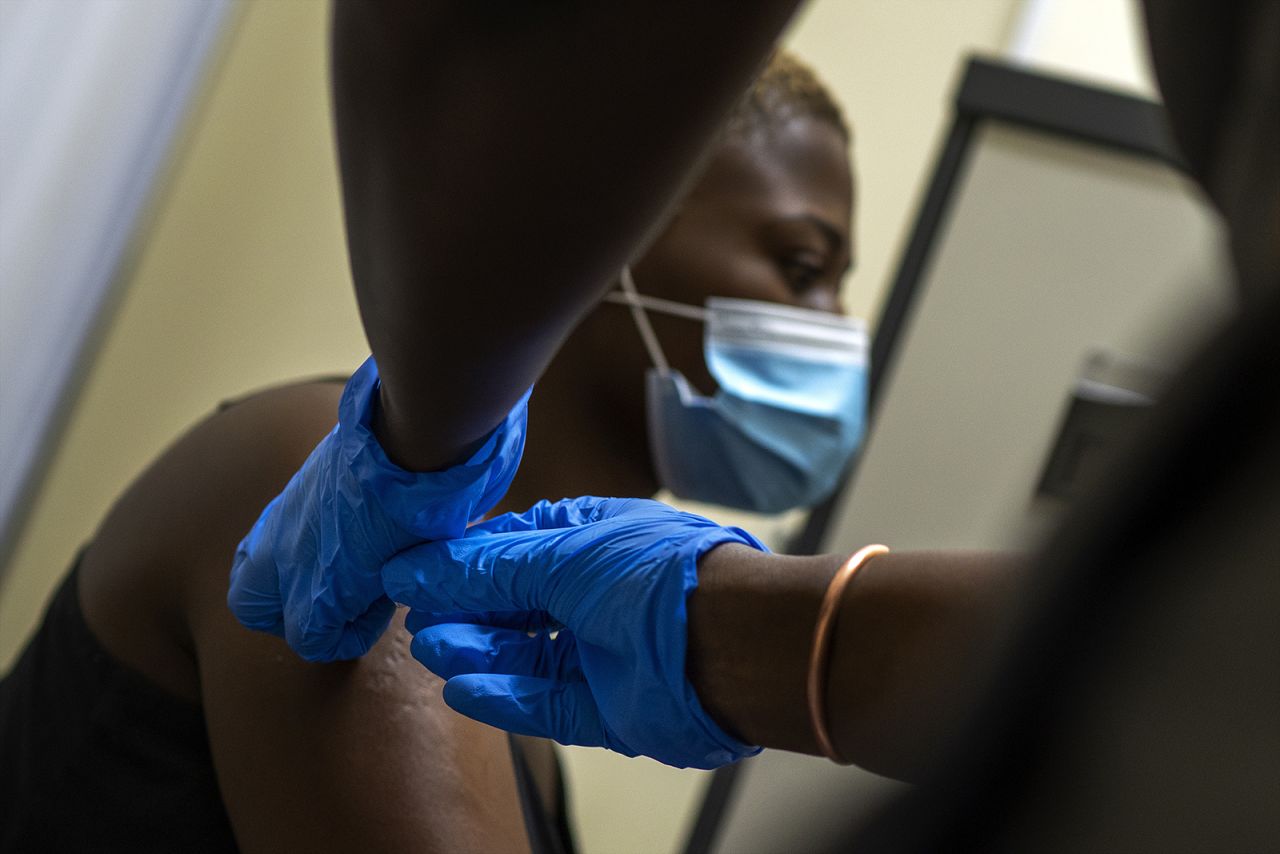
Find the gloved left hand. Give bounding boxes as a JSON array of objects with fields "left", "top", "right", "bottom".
[
  {"left": 228, "top": 356, "right": 530, "bottom": 662},
  {"left": 382, "top": 496, "right": 767, "bottom": 769}
]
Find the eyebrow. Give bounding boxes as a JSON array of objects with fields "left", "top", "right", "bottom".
[{"left": 781, "top": 214, "right": 845, "bottom": 254}]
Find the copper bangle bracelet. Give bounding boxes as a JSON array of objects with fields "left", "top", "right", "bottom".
[{"left": 806, "top": 543, "right": 889, "bottom": 763}]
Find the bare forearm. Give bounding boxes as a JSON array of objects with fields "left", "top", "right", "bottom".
[
  {"left": 687, "top": 546, "right": 1025, "bottom": 781},
  {"left": 330, "top": 1, "right": 802, "bottom": 471},
  {"left": 686, "top": 546, "right": 838, "bottom": 755}
]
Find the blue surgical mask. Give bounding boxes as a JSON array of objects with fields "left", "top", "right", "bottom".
[{"left": 605, "top": 267, "right": 869, "bottom": 513}]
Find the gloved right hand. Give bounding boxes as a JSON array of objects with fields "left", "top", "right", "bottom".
[
  {"left": 228, "top": 356, "right": 530, "bottom": 662},
  {"left": 382, "top": 496, "right": 767, "bottom": 769}
]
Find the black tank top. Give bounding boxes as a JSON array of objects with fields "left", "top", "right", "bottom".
[{"left": 0, "top": 556, "right": 572, "bottom": 853}]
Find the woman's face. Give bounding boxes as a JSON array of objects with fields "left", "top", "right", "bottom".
[
  {"left": 626, "top": 114, "right": 854, "bottom": 394},
  {"left": 541, "top": 113, "right": 854, "bottom": 498}
]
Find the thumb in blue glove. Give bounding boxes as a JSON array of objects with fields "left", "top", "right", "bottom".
[
  {"left": 382, "top": 496, "right": 766, "bottom": 769},
  {"left": 228, "top": 356, "right": 530, "bottom": 662}
]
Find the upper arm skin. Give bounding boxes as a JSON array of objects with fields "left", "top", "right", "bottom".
[{"left": 81, "top": 384, "right": 529, "bottom": 853}]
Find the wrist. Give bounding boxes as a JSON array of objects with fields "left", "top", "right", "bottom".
[
  {"left": 339, "top": 357, "right": 530, "bottom": 539},
  {"left": 686, "top": 544, "right": 844, "bottom": 754}
]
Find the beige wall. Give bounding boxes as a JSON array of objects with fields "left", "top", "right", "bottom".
[
  {"left": 1008, "top": 0, "right": 1156, "bottom": 97},
  {"left": 789, "top": 0, "right": 1021, "bottom": 323},
  {"left": 0, "top": 0, "right": 365, "bottom": 666},
  {"left": 0, "top": 1, "right": 1018, "bottom": 851}
]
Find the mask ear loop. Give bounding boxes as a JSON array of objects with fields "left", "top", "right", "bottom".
[{"left": 618, "top": 266, "right": 672, "bottom": 375}]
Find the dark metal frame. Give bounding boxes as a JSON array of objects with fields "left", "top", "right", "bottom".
[{"left": 683, "top": 55, "right": 1185, "bottom": 854}]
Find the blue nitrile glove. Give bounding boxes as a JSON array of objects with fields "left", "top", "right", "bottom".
[
  {"left": 381, "top": 496, "right": 767, "bottom": 770},
  {"left": 228, "top": 356, "right": 530, "bottom": 662}
]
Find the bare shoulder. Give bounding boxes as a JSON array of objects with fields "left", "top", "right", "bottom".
[
  {"left": 80, "top": 379, "right": 347, "bottom": 701},
  {"left": 80, "top": 379, "right": 530, "bottom": 851}
]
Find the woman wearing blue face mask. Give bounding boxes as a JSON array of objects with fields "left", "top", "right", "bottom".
[{"left": 494, "top": 52, "right": 865, "bottom": 518}]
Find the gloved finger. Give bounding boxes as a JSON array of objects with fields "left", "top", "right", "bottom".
[
  {"left": 465, "top": 497, "right": 609, "bottom": 536},
  {"left": 227, "top": 533, "right": 287, "bottom": 636},
  {"left": 411, "top": 623, "right": 583, "bottom": 682},
  {"left": 288, "top": 595, "right": 397, "bottom": 663},
  {"left": 404, "top": 608, "right": 556, "bottom": 635},
  {"left": 226, "top": 579, "right": 286, "bottom": 638},
  {"left": 441, "top": 674, "right": 612, "bottom": 749},
  {"left": 383, "top": 538, "right": 552, "bottom": 615},
  {"left": 464, "top": 494, "right": 665, "bottom": 537}
]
